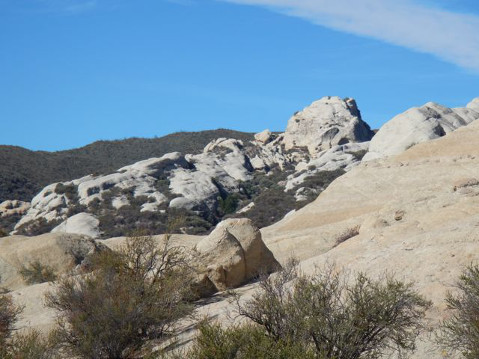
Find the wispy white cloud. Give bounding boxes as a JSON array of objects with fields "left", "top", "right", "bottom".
[{"left": 219, "top": 0, "right": 479, "bottom": 72}]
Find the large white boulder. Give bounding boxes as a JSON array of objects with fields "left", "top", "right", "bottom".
[
  {"left": 52, "top": 212, "right": 100, "bottom": 238},
  {"left": 194, "top": 218, "right": 279, "bottom": 290},
  {"left": 283, "top": 96, "right": 374, "bottom": 155},
  {"left": 364, "top": 101, "right": 479, "bottom": 161}
]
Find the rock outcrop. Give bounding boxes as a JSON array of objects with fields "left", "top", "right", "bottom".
[
  {"left": 467, "top": 97, "right": 479, "bottom": 111},
  {"left": 52, "top": 212, "right": 100, "bottom": 238},
  {"left": 0, "top": 233, "right": 103, "bottom": 290},
  {"left": 364, "top": 100, "right": 479, "bottom": 161},
  {"left": 12, "top": 97, "right": 373, "bottom": 236},
  {"left": 194, "top": 218, "right": 279, "bottom": 290},
  {"left": 0, "top": 200, "right": 30, "bottom": 217},
  {"left": 283, "top": 96, "right": 374, "bottom": 155}
]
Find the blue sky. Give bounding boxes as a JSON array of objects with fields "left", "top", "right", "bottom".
[{"left": 1, "top": 0, "right": 478, "bottom": 151}]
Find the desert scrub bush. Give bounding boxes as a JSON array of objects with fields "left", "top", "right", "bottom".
[
  {"left": 46, "top": 234, "right": 195, "bottom": 359},
  {"left": 207, "top": 261, "right": 431, "bottom": 359},
  {"left": 54, "top": 183, "right": 78, "bottom": 201},
  {"left": 4, "top": 330, "right": 56, "bottom": 359},
  {"left": 334, "top": 225, "right": 361, "bottom": 247},
  {"left": 14, "top": 217, "right": 62, "bottom": 236},
  {"left": 20, "top": 260, "right": 57, "bottom": 284},
  {"left": 437, "top": 264, "right": 479, "bottom": 358},
  {"left": 0, "top": 294, "right": 23, "bottom": 355},
  {"left": 218, "top": 193, "right": 240, "bottom": 215},
  {"left": 182, "top": 322, "right": 315, "bottom": 359}
]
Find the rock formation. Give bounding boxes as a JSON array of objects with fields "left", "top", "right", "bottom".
[
  {"left": 194, "top": 218, "right": 279, "bottom": 290},
  {"left": 364, "top": 100, "right": 479, "bottom": 161},
  {"left": 282, "top": 96, "right": 374, "bottom": 155},
  {"left": 52, "top": 212, "right": 100, "bottom": 238},
  {"left": 11, "top": 96, "right": 373, "bottom": 237}
]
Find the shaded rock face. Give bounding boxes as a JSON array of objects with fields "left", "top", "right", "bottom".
[
  {"left": 283, "top": 97, "right": 374, "bottom": 155},
  {"left": 364, "top": 101, "right": 479, "bottom": 161},
  {"left": 194, "top": 218, "right": 279, "bottom": 291}
]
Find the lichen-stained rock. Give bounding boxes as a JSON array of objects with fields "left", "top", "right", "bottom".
[
  {"left": 283, "top": 96, "right": 374, "bottom": 155},
  {"left": 364, "top": 100, "right": 479, "bottom": 161}
]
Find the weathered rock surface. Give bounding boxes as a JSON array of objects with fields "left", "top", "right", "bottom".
[
  {"left": 194, "top": 218, "right": 279, "bottom": 290},
  {"left": 364, "top": 100, "right": 479, "bottom": 161},
  {"left": 283, "top": 96, "right": 374, "bottom": 155},
  {"left": 0, "top": 200, "right": 30, "bottom": 217},
  {"left": 51, "top": 212, "right": 100, "bottom": 238},
  {"left": 0, "top": 232, "right": 102, "bottom": 290},
  {"left": 12, "top": 97, "right": 373, "bottom": 236},
  {"left": 254, "top": 129, "right": 273, "bottom": 144}
]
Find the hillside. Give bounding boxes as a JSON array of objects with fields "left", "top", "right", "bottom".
[
  {"left": 0, "top": 129, "right": 255, "bottom": 203},
  {"left": 3, "top": 98, "right": 479, "bottom": 358}
]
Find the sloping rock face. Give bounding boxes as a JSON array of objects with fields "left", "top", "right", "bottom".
[
  {"left": 256, "top": 119, "right": 479, "bottom": 358},
  {"left": 467, "top": 97, "right": 479, "bottom": 111},
  {"left": 0, "top": 232, "right": 103, "bottom": 290},
  {"left": 283, "top": 96, "right": 374, "bottom": 155},
  {"left": 364, "top": 101, "right": 479, "bottom": 161}
]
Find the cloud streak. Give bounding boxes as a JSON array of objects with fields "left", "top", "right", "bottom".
[{"left": 220, "top": 0, "right": 479, "bottom": 72}]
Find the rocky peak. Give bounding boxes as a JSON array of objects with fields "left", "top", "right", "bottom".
[
  {"left": 282, "top": 96, "right": 374, "bottom": 155},
  {"left": 467, "top": 97, "right": 479, "bottom": 112}
]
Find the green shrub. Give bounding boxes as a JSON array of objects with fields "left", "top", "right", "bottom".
[
  {"left": 183, "top": 322, "right": 315, "bottom": 359},
  {"left": 14, "top": 218, "right": 62, "bottom": 236},
  {"left": 222, "top": 261, "right": 431, "bottom": 359},
  {"left": 5, "top": 330, "right": 55, "bottom": 359},
  {"left": 438, "top": 264, "right": 479, "bottom": 358},
  {"left": 218, "top": 194, "right": 240, "bottom": 215},
  {"left": 54, "top": 183, "right": 78, "bottom": 201},
  {"left": 46, "top": 234, "right": 194, "bottom": 359},
  {"left": 19, "top": 260, "right": 57, "bottom": 285},
  {"left": 0, "top": 294, "right": 23, "bottom": 353}
]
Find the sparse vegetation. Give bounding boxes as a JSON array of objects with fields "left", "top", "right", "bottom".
[
  {"left": 0, "top": 294, "right": 23, "bottom": 355},
  {"left": 185, "top": 261, "right": 431, "bottom": 359},
  {"left": 46, "top": 234, "right": 194, "bottom": 359},
  {"left": 184, "top": 322, "right": 315, "bottom": 359},
  {"left": 334, "top": 225, "right": 361, "bottom": 247},
  {"left": 4, "top": 330, "right": 55, "bottom": 359},
  {"left": 0, "top": 130, "right": 254, "bottom": 203},
  {"left": 438, "top": 264, "right": 479, "bottom": 358},
  {"left": 20, "top": 260, "right": 57, "bottom": 285},
  {"left": 234, "top": 169, "right": 345, "bottom": 228},
  {"left": 14, "top": 217, "right": 62, "bottom": 236}
]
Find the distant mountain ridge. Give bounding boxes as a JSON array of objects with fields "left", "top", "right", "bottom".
[{"left": 0, "top": 129, "right": 255, "bottom": 203}]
